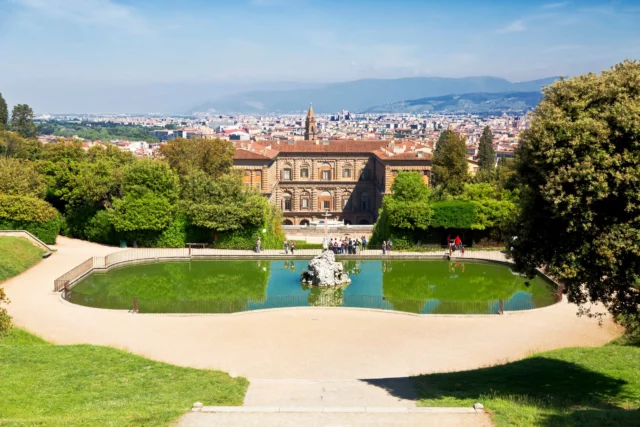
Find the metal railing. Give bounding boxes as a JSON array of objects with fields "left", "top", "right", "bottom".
[
  {"left": 53, "top": 247, "right": 509, "bottom": 292},
  {"left": 62, "top": 290, "right": 550, "bottom": 315},
  {"left": 54, "top": 257, "right": 99, "bottom": 292}
]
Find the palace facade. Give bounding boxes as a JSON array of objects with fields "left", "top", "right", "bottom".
[{"left": 232, "top": 106, "right": 433, "bottom": 225}]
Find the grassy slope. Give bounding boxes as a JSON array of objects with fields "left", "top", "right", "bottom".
[
  {"left": 0, "top": 237, "right": 45, "bottom": 283},
  {"left": 414, "top": 344, "right": 640, "bottom": 426},
  {"left": 0, "top": 328, "right": 248, "bottom": 426}
]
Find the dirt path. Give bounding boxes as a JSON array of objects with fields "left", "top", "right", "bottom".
[{"left": 3, "top": 236, "right": 620, "bottom": 381}]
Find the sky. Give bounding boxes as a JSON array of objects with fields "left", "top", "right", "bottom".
[{"left": 1, "top": 0, "right": 639, "bottom": 112}]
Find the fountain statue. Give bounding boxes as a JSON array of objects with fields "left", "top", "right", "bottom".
[{"left": 300, "top": 250, "right": 351, "bottom": 287}]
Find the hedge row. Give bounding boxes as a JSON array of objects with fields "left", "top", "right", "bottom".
[{"left": 0, "top": 195, "right": 61, "bottom": 244}]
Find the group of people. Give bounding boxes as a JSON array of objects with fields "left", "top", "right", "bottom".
[
  {"left": 322, "top": 236, "right": 368, "bottom": 254},
  {"left": 283, "top": 240, "right": 296, "bottom": 254},
  {"left": 446, "top": 234, "right": 464, "bottom": 255},
  {"left": 381, "top": 239, "right": 393, "bottom": 255}
]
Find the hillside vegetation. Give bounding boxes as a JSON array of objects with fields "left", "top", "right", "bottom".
[
  {"left": 0, "top": 236, "right": 45, "bottom": 282},
  {"left": 0, "top": 328, "right": 248, "bottom": 426}
]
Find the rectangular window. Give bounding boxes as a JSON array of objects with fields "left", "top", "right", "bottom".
[
  {"left": 300, "top": 168, "right": 309, "bottom": 178},
  {"left": 323, "top": 200, "right": 330, "bottom": 210},
  {"left": 322, "top": 171, "right": 330, "bottom": 180},
  {"left": 343, "top": 168, "right": 351, "bottom": 178},
  {"left": 284, "top": 199, "right": 292, "bottom": 211},
  {"left": 343, "top": 199, "right": 351, "bottom": 209},
  {"left": 302, "top": 198, "right": 309, "bottom": 209},
  {"left": 283, "top": 168, "right": 292, "bottom": 180},
  {"left": 361, "top": 200, "right": 368, "bottom": 210},
  {"left": 253, "top": 171, "right": 262, "bottom": 188},
  {"left": 243, "top": 170, "right": 251, "bottom": 187}
]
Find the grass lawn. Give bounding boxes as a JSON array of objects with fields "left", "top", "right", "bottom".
[
  {"left": 0, "top": 328, "right": 248, "bottom": 426},
  {"left": 0, "top": 237, "right": 45, "bottom": 282},
  {"left": 414, "top": 343, "right": 640, "bottom": 426}
]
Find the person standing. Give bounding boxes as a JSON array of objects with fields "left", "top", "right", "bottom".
[
  {"left": 387, "top": 238, "right": 393, "bottom": 254},
  {"left": 382, "top": 241, "right": 387, "bottom": 255},
  {"left": 454, "top": 235, "right": 462, "bottom": 251},
  {"left": 290, "top": 240, "right": 295, "bottom": 255},
  {"left": 284, "top": 240, "right": 289, "bottom": 254},
  {"left": 256, "top": 237, "right": 261, "bottom": 253}
]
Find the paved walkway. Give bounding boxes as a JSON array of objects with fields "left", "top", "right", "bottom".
[{"left": 3, "top": 237, "right": 621, "bottom": 426}]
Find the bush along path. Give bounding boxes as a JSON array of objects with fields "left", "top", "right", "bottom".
[{"left": 0, "top": 328, "right": 248, "bottom": 426}]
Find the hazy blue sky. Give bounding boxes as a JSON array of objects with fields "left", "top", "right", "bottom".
[{"left": 1, "top": 0, "right": 639, "bottom": 112}]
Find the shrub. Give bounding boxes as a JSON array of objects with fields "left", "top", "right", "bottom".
[
  {"left": 0, "top": 195, "right": 61, "bottom": 244},
  {"left": 84, "top": 210, "right": 117, "bottom": 245},
  {"left": 0, "top": 287, "right": 10, "bottom": 338},
  {"left": 430, "top": 200, "right": 476, "bottom": 229}
]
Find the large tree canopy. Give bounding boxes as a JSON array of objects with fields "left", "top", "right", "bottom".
[
  {"left": 159, "top": 137, "right": 235, "bottom": 178},
  {"left": 432, "top": 131, "right": 470, "bottom": 195},
  {"left": 9, "top": 104, "right": 38, "bottom": 139},
  {"left": 510, "top": 60, "right": 640, "bottom": 319}
]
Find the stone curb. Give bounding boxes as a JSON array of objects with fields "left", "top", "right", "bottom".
[{"left": 193, "top": 406, "right": 483, "bottom": 414}]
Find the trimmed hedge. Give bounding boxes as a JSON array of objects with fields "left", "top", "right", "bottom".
[
  {"left": 0, "top": 195, "right": 61, "bottom": 244},
  {"left": 430, "top": 200, "right": 476, "bottom": 229},
  {"left": 0, "top": 219, "right": 60, "bottom": 245}
]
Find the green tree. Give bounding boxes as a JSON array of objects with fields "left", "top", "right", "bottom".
[
  {"left": 459, "top": 183, "right": 517, "bottom": 230},
  {"left": 384, "top": 172, "right": 432, "bottom": 231},
  {"left": 477, "top": 126, "right": 495, "bottom": 172},
  {"left": 0, "top": 92, "right": 8, "bottom": 130},
  {"left": 0, "top": 130, "right": 40, "bottom": 159},
  {"left": 434, "top": 129, "right": 454, "bottom": 155},
  {"left": 109, "top": 160, "right": 179, "bottom": 233},
  {"left": 432, "top": 131, "right": 470, "bottom": 195},
  {"left": 159, "top": 137, "right": 235, "bottom": 178},
  {"left": 9, "top": 104, "right": 38, "bottom": 139},
  {"left": 510, "top": 60, "right": 640, "bottom": 320},
  {"left": 0, "top": 158, "right": 46, "bottom": 198}
]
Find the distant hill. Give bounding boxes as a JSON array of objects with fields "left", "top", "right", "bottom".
[
  {"left": 364, "top": 91, "right": 543, "bottom": 114},
  {"left": 191, "top": 76, "right": 558, "bottom": 114}
]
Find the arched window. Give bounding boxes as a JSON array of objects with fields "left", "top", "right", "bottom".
[
  {"left": 360, "top": 193, "right": 369, "bottom": 211},
  {"left": 319, "top": 191, "right": 332, "bottom": 211},
  {"left": 358, "top": 219, "right": 369, "bottom": 225},
  {"left": 283, "top": 219, "right": 294, "bottom": 225},
  {"left": 300, "top": 191, "right": 310, "bottom": 210},
  {"left": 343, "top": 192, "right": 352, "bottom": 211},
  {"left": 343, "top": 167, "right": 351, "bottom": 178},
  {"left": 300, "top": 219, "right": 310, "bottom": 226},
  {"left": 319, "top": 162, "right": 332, "bottom": 181},
  {"left": 282, "top": 167, "right": 292, "bottom": 180},
  {"left": 300, "top": 164, "right": 310, "bottom": 178},
  {"left": 282, "top": 192, "right": 292, "bottom": 211}
]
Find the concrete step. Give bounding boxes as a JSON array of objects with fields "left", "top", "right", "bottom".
[{"left": 178, "top": 410, "right": 492, "bottom": 427}]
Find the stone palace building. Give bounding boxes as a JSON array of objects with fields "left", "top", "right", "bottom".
[{"left": 232, "top": 105, "right": 433, "bottom": 225}]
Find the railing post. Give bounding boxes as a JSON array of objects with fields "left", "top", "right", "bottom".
[
  {"left": 64, "top": 282, "right": 70, "bottom": 300},
  {"left": 499, "top": 299, "right": 504, "bottom": 315},
  {"left": 132, "top": 298, "right": 138, "bottom": 313}
]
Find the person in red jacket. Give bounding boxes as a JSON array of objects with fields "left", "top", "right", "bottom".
[{"left": 454, "top": 235, "right": 462, "bottom": 251}]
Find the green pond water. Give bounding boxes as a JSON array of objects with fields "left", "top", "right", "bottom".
[{"left": 69, "top": 259, "right": 558, "bottom": 314}]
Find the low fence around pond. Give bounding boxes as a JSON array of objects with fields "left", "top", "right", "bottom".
[
  {"left": 62, "top": 290, "right": 553, "bottom": 315},
  {"left": 53, "top": 246, "right": 509, "bottom": 292},
  {"left": 54, "top": 247, "right": 560, "bottom": 315}
]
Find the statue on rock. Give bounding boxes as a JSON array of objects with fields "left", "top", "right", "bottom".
[{"left": 300, "top": 250, "right": 351, "bottom": 287}]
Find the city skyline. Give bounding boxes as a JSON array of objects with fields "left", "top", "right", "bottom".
[{"left": 1, "top": 0, "right": 639, "bottom": 112}]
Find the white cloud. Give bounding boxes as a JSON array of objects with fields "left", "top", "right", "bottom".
[
  {"left": 541, "top": 2, "right": 569, "bottom": 9},
  {"left": 11, "top": 0, "right": 152, "bottom": 35},
  {"left": 496, "top": 20, "right": 526, "bottom": 34}
]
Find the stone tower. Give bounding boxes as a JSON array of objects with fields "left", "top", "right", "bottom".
[{"left": 304, "top": 103, "right": 317, "bottom": 141}]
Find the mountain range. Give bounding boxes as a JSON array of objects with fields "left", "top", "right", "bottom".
[
  {"left": 365, "top": 91, "right": 544, "bottom": 114},
  {"left": 192, "top": 76, "right": 558, "bottom": 114}
]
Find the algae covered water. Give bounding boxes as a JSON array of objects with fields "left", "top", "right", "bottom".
[{"left": 69, "top": 259, "right": 557, "bottom": 314}]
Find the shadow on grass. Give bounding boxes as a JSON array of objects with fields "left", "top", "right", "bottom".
[
  {"left": 358, "top": 377, "right": 417, "bottom": 401},
  {"left": 412, "top": 357, "right": 627, "bottom": 410},
  {"left": 540, "top": 408, "right": 640, "bottom": 427}
]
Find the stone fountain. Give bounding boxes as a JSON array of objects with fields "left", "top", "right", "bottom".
[{"left": 300, "top": 250, "right": 351, "bottom": 287}]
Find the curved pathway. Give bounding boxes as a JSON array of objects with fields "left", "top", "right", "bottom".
[{"left": 4, "top": 237, "right": 620, "bottom": 381}]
